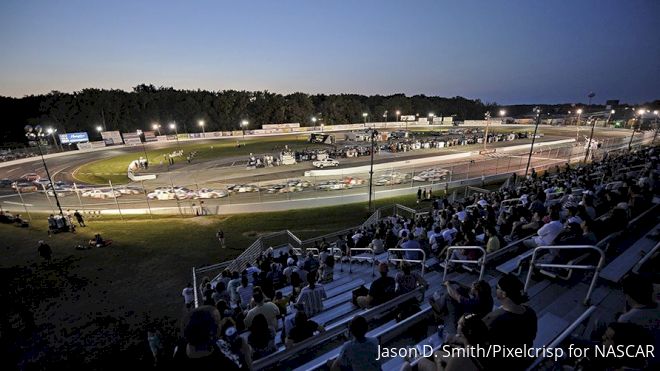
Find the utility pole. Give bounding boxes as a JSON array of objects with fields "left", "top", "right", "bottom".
[
  {"left": 368, "top": 129, "right": 378, "bottom": 211},
  {"left": 524, "top": 107, "right": 541, "bottom": 179}
]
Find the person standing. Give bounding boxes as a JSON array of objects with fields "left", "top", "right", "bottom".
[
  {"left": 216, "top": 230, "right": 225, "bottom": 248},
  {"left": 417, "top": 187, "right": 422, "bottom": 204},
  {"left": 73, "top": 210, "right": 85, "bottom": 227},
  {"left": 182, "top": 283, "right": 195, "bottom": 310},
  {"left": 38, "top": 240, "right": 52, "bottom": 263}
]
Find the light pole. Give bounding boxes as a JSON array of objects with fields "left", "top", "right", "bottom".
[
  {"left": 96, "top": 125, "right": 103, "bottom": 139},
  {"left": 605, "top": 109, "right": 615, "bottom": 128},
  {"left": 367, "top": 129, "right": 378, "bottom": 212},
  {"left": 428, "top": 113, "right": 435, "bottom": 124},
  {"left": 198, "top": 120, "right": 205, "bottom": 135},
  {"left": 396, "top": 110, "right": 400, "bottom": 122},
  {"left": 483, "top": 111, "right": 491, "bottom": 152},
  {"left": 311, "top": 116, "right": 317, "bottom": 130},
  {"left": 46, "top": 127, "right": 60, "bottom": 152},
  {"left": 382, "top": 111, "right": 387, "bottom": 125},
  {"left": 152, "top": 123, "right": 162, "bottom": 136},
  {"left": 362, "top": 112, "right": 368, "bottom": 127},
  {"left": 25, "top": 125, "right": 63, "bottom": 216},
  {"left": 137, "top": 129, "right": 149, "bottom": 164},
  {"left": 524, "top": 107, "right": 541, "bottom": 179},
  {"left": 241, "top": 120, "right": 248, "bottom": 142},
  {"left": 652, "top": 110, "right": 659, "bottom": 144},
  {"left": 576, "top": 108, "right": 583, "bottom": 142},
  {"left": 629, "top": 109, "right": 644, "bottom": 151},
  {"left": 169, "top": 122, "right": 180, "bottom": 150},
  {"left": 499, "top": 109, "right": 506, "bottom": 124},
  {"left": 584, "top": 113, "right": 598, "bottom": 163}
]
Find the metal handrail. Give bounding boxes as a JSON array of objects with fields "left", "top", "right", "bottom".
[
  {"left": 349, "top": 247, "right": 376, "bottom": 276},
  {"left": 442, "top": 246, "right": 486, "bottom": 281},
  {"left": 526, "top": 306, "right": 597, "bottom": 371},
  {"left": 633, "top": 241, "right": 660, "bottom": 274},
  {"left": 524, "top": 245, "right": 605, "bottom": 305},
  {"left": 387, "top": 248, "right": 427, "bottom": 276},
  {"left": 192, "top": 267, "right": 199, "bottom": 309},
  {"left": 253, "top": 286, "right": 425, "bottom": 370}
]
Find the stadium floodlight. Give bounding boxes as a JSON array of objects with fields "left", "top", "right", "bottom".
[
  {"left": 499, "top": 110, "right": 506, "bottom": 117},
  {"left": 362, "top": 112, "right": 368, "bottom": 127},
  {"left": 576, "top": 109, "right": 583, "bottom": 114},
  {"left": 396, "top": 110, "right": 401, "bottom": 122},
  {"left": 198, "top": 120, "right": 205, "bottom": 134},
  {"left": 24, "top": 125, "right": 62, "bottom": 217},
  {"left": 169, "top": 123, "right": 176, "bottom": 130},
  {"left": 96, "top": 126, "right": 103, "bottom": 132},
  {"left": 611, "top": 110, "right": 616, "bottom": 114},
  {"left": 311, "top": 117, "right": 317, "bottom": 123}
]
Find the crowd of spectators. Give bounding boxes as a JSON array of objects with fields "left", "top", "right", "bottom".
[{"left": 171, "top": 146, "right": 657, "bottom": 369}]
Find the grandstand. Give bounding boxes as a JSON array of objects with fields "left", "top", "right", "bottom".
[{"left": 189, "top": 145, "right": 659, "bottom": 370}]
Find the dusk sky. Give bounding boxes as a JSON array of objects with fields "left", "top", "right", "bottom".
[{"left": 1, "top": 0, "right": 658, "bottom": 104}]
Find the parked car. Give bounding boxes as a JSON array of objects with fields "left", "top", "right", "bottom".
[
  {"left": 312, "top": 158, "right": 339, "bottom": 168},
  {"left": 196, "top": 188, "right": 228, "bottom": 199},
  {"left": 81, "top": 189, "right": 121, "bottom": 199}
]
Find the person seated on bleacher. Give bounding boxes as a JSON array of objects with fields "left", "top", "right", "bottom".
[
  {"left": 401, "top": 233, "right": 422, "bottom": 261},
  {"left": 619, "top": 274, "right": 660, "bottom": 356},
  {"left": 330, "top": 315, "right": 380, "bottom": 371},
  {"left": 357, "top": 262, "right": 395, "bottom": 309},
  {"left": 485, "top": 226, "right": 502, "bottom": 253},
  {"left": 482, "top": 274, "right": 537, "bottom": 369},
  {"left": 295, "top": 271, "right": 327, "bottom": 317},
  {"left": 523, "top": 210, "right": 562, "bottom": 249},
  {"left": 403, "top": 313, "right": 490, "bottom": 371},
  {"left": 172, "top": 306, "right": 245, "bottom": 369},
  {"left": 395, "top": 262, "right": 428, "bottom": 295},
  {"left": 429, "top": 280, "right": 493, "bottom": 339},
  {"left": 247, "top": 313, "right": 276, "bottom": 360},
  {"left": 284, "top": 310, "right": 325, "bottom": 348},
  {"left": 244, "top": 290, "right": 280, "bottom": 331},
  {"left": 227, "top": 271, "right": 241, "bottom": 307},
  {"left": 369, "top": 234, "right": 385, "bottom": 255}
]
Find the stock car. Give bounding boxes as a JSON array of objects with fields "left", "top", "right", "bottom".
[
  {"left": 373, "top": 171, "right": 410, "bottom": 186},
  {"left": 317, "top": 180, "right": 350, "bottom": 191},
  {"left": 115, "top": 186, "right": 142, "bottom": 195},
  {"left": 0, "top": 178, "right": 13, "bottom": 188},
  {"left": 412, "top": 168, "right": 450, "bottom": 182},
  {"left": 11, "top": 182, "right": 38, "bottom": 193},
  {"left": 196, "top": 188, "right": 228, "bottom": 199},
  {"left": 47, "top": 186, "right": 74, "bottom": 197},
  {"left": 312, "top": 158, "right": 339, "bottom": 168},
  {"left": 147, "top": 188, "right": 177, "bottom": 200},
  {"left": 81, "top": 189, "right": 122, "bottom": 199}
]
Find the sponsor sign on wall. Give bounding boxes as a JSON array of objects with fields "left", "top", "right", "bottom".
[
  {"left": 58, "top": 132, "right": 89, "bottom": 144},
  {"left": 101, "top": 131, "right": 123, "bottom": 145}
]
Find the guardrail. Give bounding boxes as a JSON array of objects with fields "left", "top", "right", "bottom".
[
  {"left": 442, "top": 246, "right": 486, "bottom": 281},
  {"left": 387, "top": 248, "right": 427, "bottom": 275},
  {"left": 192, "top": 267, "right": 199, "bottom": 308},
  {"left": 633, "top": 241, "right": 660, "bottom": 274},
  {"left": 349, "top": 247, "right": 376, "bottom": 276},
  {"left": 524, "top": 245, "right": 605, "bottom": 305}
]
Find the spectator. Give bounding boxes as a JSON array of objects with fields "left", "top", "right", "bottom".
[
  {"left": 227, "top": 272, "right": 241, "bottom": 306},
  {"left": 296, "top": 271, "right": 327, "bottom": 317},
  {"left": 285, "top": 311, "right": 325, "bottom": 348},
  {"left": 330, "top": 315, "right": 380, "bottom": 371},
  {"left": 216, "top": 229, "right": 225, "bottom": 248},
  {"left": 212, "top": 282, "right": 230, "bottom": 305},
  {"left": 319, "top": 249, "right": 335, "bottom": 283},
  {"left": 430, "top": 280, "right": 493, "bottom": 338},
  {"left": 217, "top": 317, "right": 252, "bottom": 370},
  {"left": 244, "top": 290, "right": 280, "bottom": 330},
  {"left": 173, "top": 306, "right": 241, "bottom": 369},
  {"left": 357, "top": 263, "right": 395, "bottom": 308},
  {"left": 580, "top": 219, "right": 598, "bottom": 244},
  {"left": 303, "top": 251, "right": 320, "bottom": 276},
  {"left": 483, "top": 274, "right": 537, "bottom": 368},
  {"left": 523, "top": 211, "right": 562, "bottom": 248},
  {"left": 395, "top": 262, "right": 427, "bottom": 295},
  {"left": 370, "top": 234, "right": 385, "bottom": 254},
  {"left": 245, "top": 263, "right": 261, "bottom": 285},
  {"left": 37, "top": 240, "right": 52, "bottom": 263},
  {"left": 247, "top": 314, "right": 276, "bottom": 359},
  {"left": 485, "top": 225, "right": 501, "bottom": 253},
  {"left": 403, "top": 313, "right": 489, "bottom": 371},
  {"left": 182, "top": 283, "right": 195, "bottom": 309},
  {"left": 146, "top": 325, "right": 163, "bottom": 366},
  {"left": 619, "top": 274, "right": 660, "bottom": 353},
  {"left": 237, "top": 276, "right": 253, "bottom": 310},
  {"left": 73, "top": 210, "right": 85, "bottom": 227},
  {"left": 283, "top": 258, "right": 297, "bottom": 283}
]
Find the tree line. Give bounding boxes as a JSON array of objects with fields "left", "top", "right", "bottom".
[{"left": 0, "top": 84, "right": 497, "bottom": 146}]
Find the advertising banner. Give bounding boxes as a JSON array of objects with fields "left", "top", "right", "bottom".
[
  {"left": 101, "top": 131, "right": 123, "bottom": 145},
  {"left": 58, "top": 132, "right": 89, "bottom": 144}
]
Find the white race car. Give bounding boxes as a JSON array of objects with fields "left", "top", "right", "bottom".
[
  {"left": 196, "top": 188, "right": 228, "bottom": 199},
  {"left": 312, "top": 158, "right": 339, "bottom": 168},
  {"left": 82, "top": 189, "right": 121, "bottom": 199}
]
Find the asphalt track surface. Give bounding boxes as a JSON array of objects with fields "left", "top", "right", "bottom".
[{"left": 0, "top": 127, "right": 645, "bottom": 214}]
